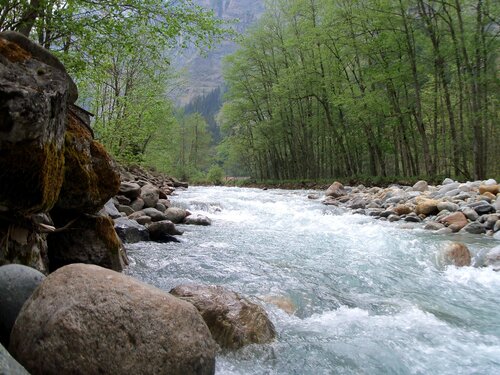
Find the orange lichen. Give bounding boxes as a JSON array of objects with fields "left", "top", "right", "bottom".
[{"left": 0, "top": 38, "right": 31, "bottom": 62}]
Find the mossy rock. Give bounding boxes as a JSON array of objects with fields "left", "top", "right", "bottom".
[
  {"left": 55, "top": 112, "right": 120, "bottom": 213},
  {"left": 0, "top": 141, "right": 64, "bottom": 214}
]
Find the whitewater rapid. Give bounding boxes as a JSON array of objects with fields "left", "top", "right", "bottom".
[{"left": 125, "top": 186, "right": 500, "bottom": 375}]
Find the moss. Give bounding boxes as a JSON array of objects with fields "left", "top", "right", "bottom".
[
  {"left": 56, "top": 113, "right": 120, "bottom": 212},
  {"left": 95, "top": 216, "right": 122, "bottom": 256},
  {"left": 0, "top": 140, "right": 64, "bottom": 213}
]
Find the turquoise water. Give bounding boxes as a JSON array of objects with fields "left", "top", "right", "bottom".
[{"left": 125, "top": 187, "right": 500, "bottom": 375}]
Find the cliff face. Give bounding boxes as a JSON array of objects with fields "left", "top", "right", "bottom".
[{"left": 175, "top": 0, "right": 265, "bottom": 105}]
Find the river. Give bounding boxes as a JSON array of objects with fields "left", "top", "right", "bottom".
[{"left": 125, "top": 186, "right": 500, "bottom": 375}]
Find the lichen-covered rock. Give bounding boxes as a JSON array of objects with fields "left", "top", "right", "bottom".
[
  {"left": 48, "top": 214, "right": 127, "bottom": 272},
  {"left": 0, "top": 36, "right": 67, "bottom": 214},
  {"left": 55, "top": 111, "right": 120, "bottom": 213},
  {"left": 9, "top": 264, "right": 217, "bottom": 375},
  {"left": 170, "top": 284, "right": 276, "bottom": 350},
  {"left": 0, "top": 264, "right": 45, "bottom": 346}
]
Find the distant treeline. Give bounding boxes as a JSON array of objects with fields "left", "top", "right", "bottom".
[{"left": 220, "top": 0, "right": 499, "bottom": 181}]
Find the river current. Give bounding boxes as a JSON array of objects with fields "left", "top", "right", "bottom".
[{"left": 125, "top": 186, "right": 500, "bottom": 375}]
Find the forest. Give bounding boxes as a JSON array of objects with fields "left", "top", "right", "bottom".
[
  {"left": 220, "top": 0, "right": 499, "bottom": 182},
  {"left": 1, "top": 0, "right": 498, "bottom": 183}
]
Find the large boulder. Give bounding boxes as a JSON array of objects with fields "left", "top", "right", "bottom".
[
  {"left": 148, "top": 221, "right": 182, "bottom": 242},
  {"left": 9, "top": 264, "right": 217, "bottom": 375},
  {"left": 55, "top": 111, "right": 120, "bottom": 213},
  {"left": 48, "top": 214, "right": 127, "bottom": 272},
  {"left": 325, "top": 182, "right": 345, "bottom": 198},
  {"left": 0, "top": 36, "right": 67, "bottom": 214},
  {"left": 170, "top": 284, "right": 276, "bottom": 350},
  {"left": 0, "top": 264, "right": 45, "bottom": 346}
]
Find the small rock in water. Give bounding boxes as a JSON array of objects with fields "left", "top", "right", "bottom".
[
  {"left": 325, "top": 182, "right": 345, "bottom": 198},
  {"left": 184, "top": 214, "right": 212, "bottom": 226},
  {"left": 165, "top": 207, "right": 189, "bottom": 224},
  {"left": 262, "top": 295, "right": 297, "bottom": 315},
  {"left": 439, "top": 242, "right": 471, "bottom": 267},
  {"left": 142, "top": 207, "right": 168, "bottom": 222},
  {"left": 308, "top": 194, "right": 320, "bottom": 200},
  {"left": 424, "top": 221, "right": 445, "bottom": 231},
  {"left": 485, "top": 245, "right": 500, "bottom": 270},
  {"left": 114, "top": 217, "right": 149, "bottom": 243}
]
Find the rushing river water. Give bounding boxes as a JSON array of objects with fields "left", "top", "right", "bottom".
[{"left": 125, "top": 186, "right": 500, "bottom": 375}]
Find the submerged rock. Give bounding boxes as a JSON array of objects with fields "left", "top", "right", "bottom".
[
  {"left": 184, "top": 214, "right": 212, "bottom": 226},
  {"left": 10, "top": 264, "right": 217, "bottom": 375},
  {"left": 171, "top": 284, "right": 276, "bottom": 350},
  {"left": 439, "top": 242, "right": 471, "bottom": 267}
]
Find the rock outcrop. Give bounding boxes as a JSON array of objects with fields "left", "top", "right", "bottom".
[
  {"left": 0, "top": 32, "right": 124, "bottom": 273},
  {"left": 171, "top": 284, "right": 276, "bottom": 350},
  {"left": 10, "top": 264, "right": 217, "bottom": 375}
]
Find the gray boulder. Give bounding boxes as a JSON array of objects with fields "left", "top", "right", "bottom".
[
  {"left": 412, "top": 180, "right": 428, "bottom": 192},
  {"left": 462, "top": 222, "right": 486, "bottom": 235},
  {"left": 118, "top": 182, "right": 141, "bottom": 200},
  {"left": 461, "top": 207, "right": 479, "bottom": 221},
  {"left": 171, "top": 284, "right": 276, "bottom": 350},
  {"left": 114, "top": 217, "right": 149, "bottom": 243},
  {"left": 0, "top": 265, "right": 45, "bottom": 346},
  {"left": 129, "top": 198, "right": 145, "bottom": 212},
  {"left": 9, "top": 264, "right": 217, "bottom": 375},
  {"left": 468, "top": 201, "right": 495, "bottom": 215},
  {"left": 1, "top": 343, "right": 29, "bottom": 375},
  {"left": 103, "top": 199, "right": 121, "bottom": 219}
]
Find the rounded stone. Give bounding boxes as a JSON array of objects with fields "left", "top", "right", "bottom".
[
  {"left": 439, "top": 242, "right": 471, "bottom": 267},
  {"left": 9, "top": 264, "right": 216, "bottom": 375},
  {"left": 165, "top": 207, "right": 189, "bottom": 224},
  {"left": 0, "top": 265, "right": 45, "bottom": 346},
  {"left": 184, "top": 214, "right": 212, "bottom": 226}
]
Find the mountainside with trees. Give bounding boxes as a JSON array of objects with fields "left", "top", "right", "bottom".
[{"left": 220, "top": 0, "right": 499, "bottom": 182}]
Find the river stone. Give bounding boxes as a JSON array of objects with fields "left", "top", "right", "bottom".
[
  {"left": 115, "top": 195, "right": 131, "bottom": 205},
  {"left": 0, "top": 265, "right": 45, "bottom": 346},
  {"left": 438, "top": 183, "right": 461, "bottom": 195},
  {"left": 424, "top": 221, "right": 445, "bottom": 231},
  {"left": 129, "top": 198, "right": 145, "bottom": 212},
  {"left": 494, "top": 220, "right": 500, "bottom": 233},
  {"left": 495, "top": 196, "right": 500, "bottom": 211},
  {"left": 184, "top": 214, "right": 212, "bottom": 226},
  {"left": 388, "top": 214, "right": 400, "bottom": 222},
  {"left": 9, "top": 264, "right": 217, "bottom": 375},
  {"left": 484, "top": 245, "right": 500, "bottom": 270},
  {"left": 393, "top": 205, "right": 412, "bottom": 216},
  {"left": 48, "top": 214, "right": 127, "bottom": 272},
  {"left": 117, "top": 204, "right": 135, "bottom": 216},
  {"left": 114, "top": 217, "right": 149, "bottom": 243},
  {"left": 436, "top": 227, "right": 453, "bottom": 235},
  {"left": 437, "top": 201, "right": 459, "bottom": 213},
  {"left": 155, "top": 202, "right": 167, "bottom": 213},
  {"left": 148, "top": 220, "right": 183, "bottom": 242},
  {"left": 142, "top": 207, "right": 168, "bottom": 222},
  {"left": 461, "top": 207, "right": 479, "bottom": 221},
  {"left": 0, "top": 36, "right": 67, "bottom": 214},
  {"left": 165, "top": 207, "right": 189, "bottom": 224},
  {"left": 439, "top": 242, "right": 471, "bottom": 267},
  {"left": 1, "top": 343, "right": 30, "bottom": 375},
  {"left": 135, "top": 216, "right": 152, "bottom": 226},
  {"left": 119, "top": 182, "right": 141, "bottom": 200},
  {"left": 140, "top": 184, "right": 160, "bottom": 208},
  {"left": 325, "top": 182, "right": 345, "bottom": 198},
  {"left": 440, "top": 212, "right": 468, "bottom": 232},
  {"left": 158, "top": 199, "right": 172, "bottom": 209},
  {"left": 442, "top": 178, "right": 455, "bottom": 185},
  {"left": 262, "top": 296, "right": 297, "bottom": 315},
  {"left": 483, "top": 179, "right": 497, "bottom": 186},
  {"left": 468, "top": 201, "right": 494, "bottom": 215},
  {"left": 415, "top": 199, "right": 439, "bottom": 216},
  {"left": 412, "top": 180, "right": 428, "bottom": 192},
  {"left": 461, "top": 222, "right": 486, "bottom": 234},
  {"left": 484, "top": 215, "right": 499, "bottom": 230},
  {"left": 103, "top": 199, "right": 121, "bottom": 219},
  {"left": 479, "top": 184, "right": 499, "bottom": 195},
  {"left": 170, "top": 284, "right": 276, "bottom": 350}
]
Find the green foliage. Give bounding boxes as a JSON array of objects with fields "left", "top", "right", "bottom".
[
  {"left": 220, "top": 0, "right": 500, "bottom": 181},
  {"left": 206, "top": 165, "right": 225, "bottom": 185}
]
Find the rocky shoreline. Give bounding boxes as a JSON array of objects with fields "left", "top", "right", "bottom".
[{"left": 0, "top": 32, "right": 275, "bottom": 374}]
